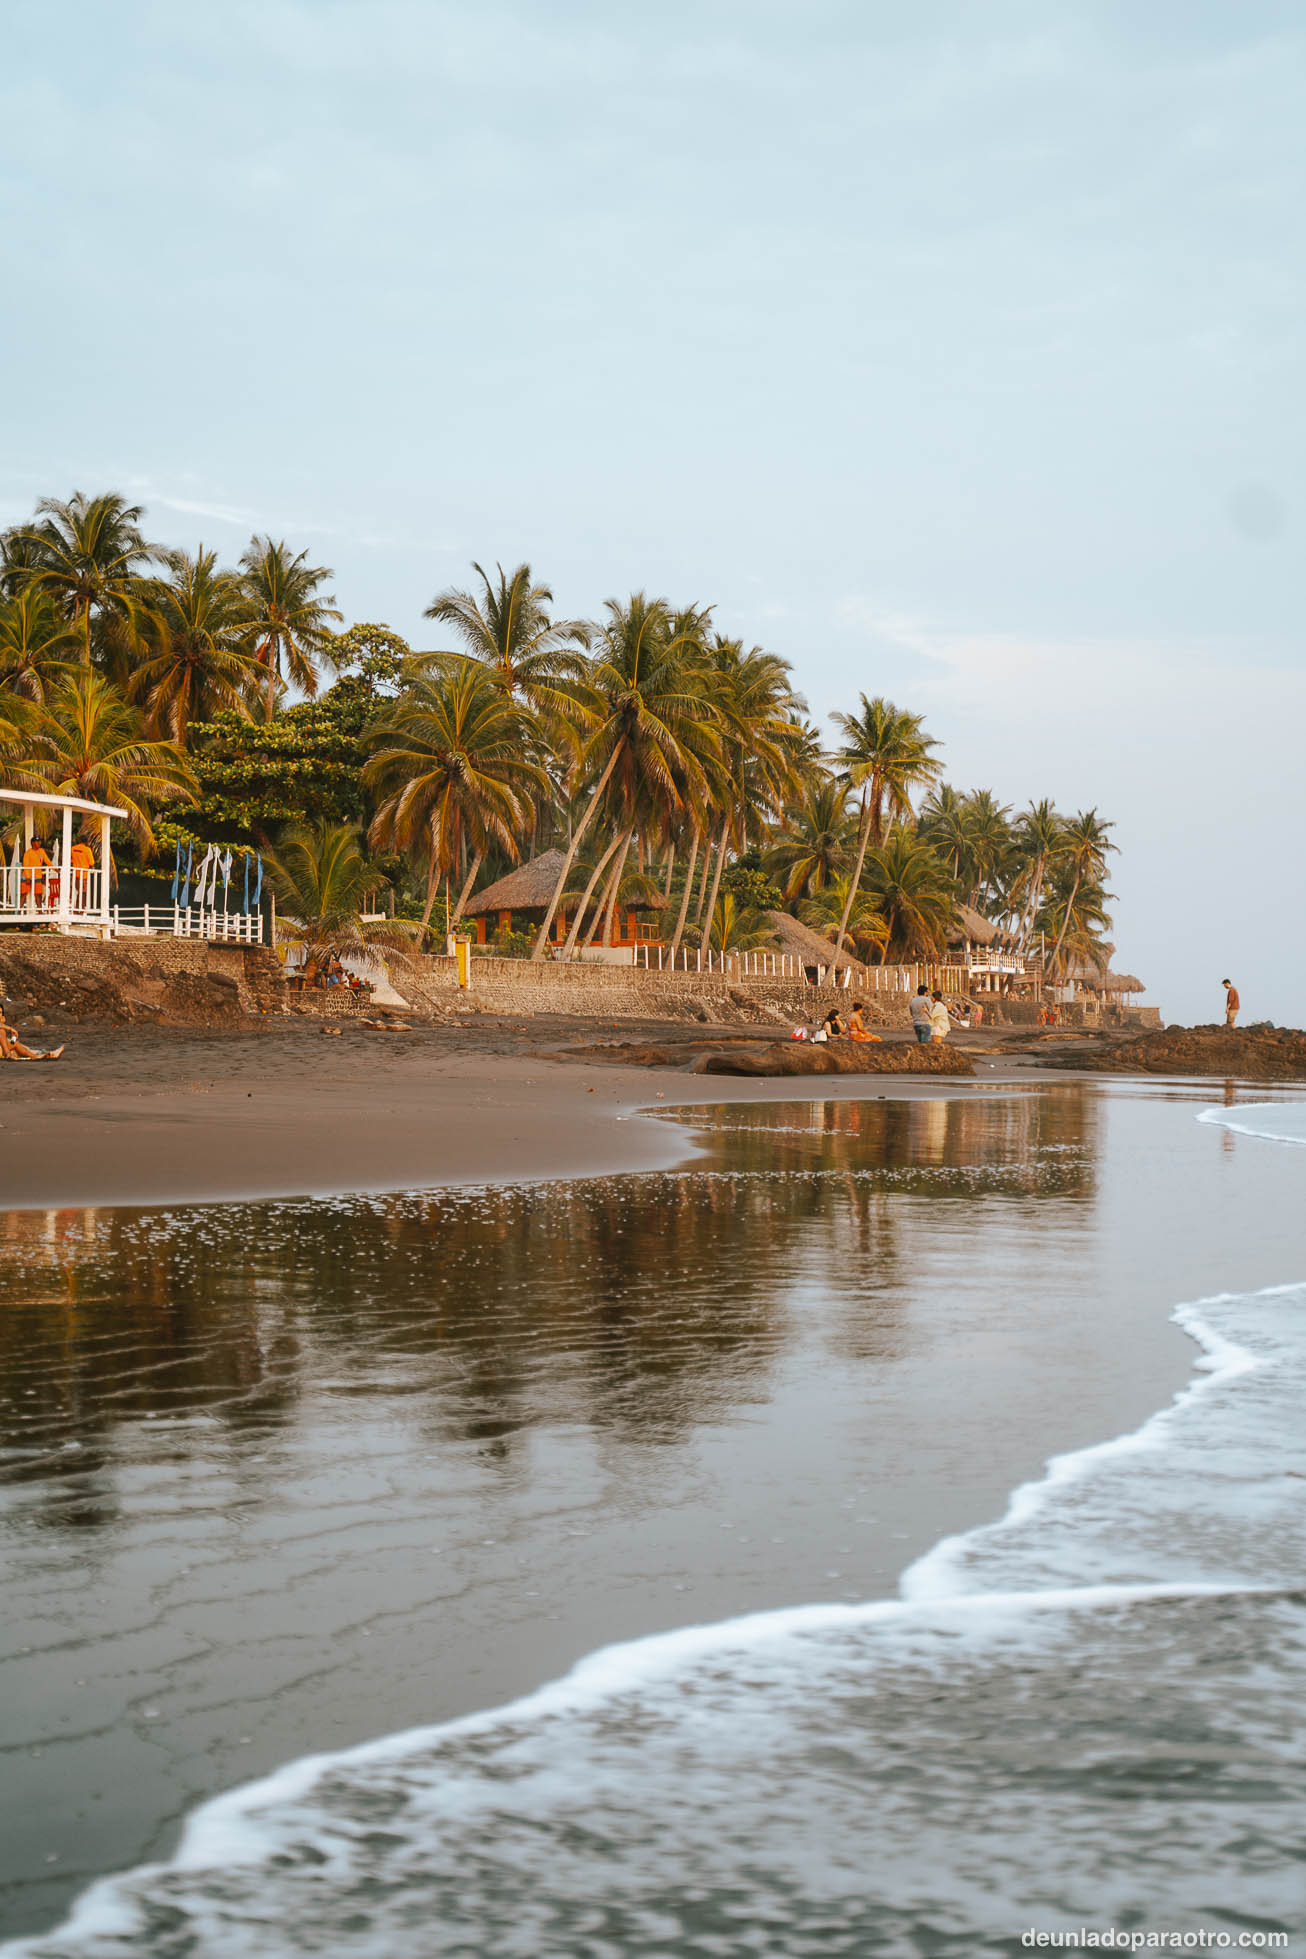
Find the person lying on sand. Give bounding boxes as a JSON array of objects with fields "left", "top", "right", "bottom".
[{"left": 0, "top": 1020, "right": 65, "bottom": 1062}]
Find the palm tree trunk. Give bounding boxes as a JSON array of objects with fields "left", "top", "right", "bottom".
[
  {"left": 561, "top": 831, "right": 624, "bottom": 959},
  {"left": 584, "top": 840, "right": 626, "bottom": 949},
  {"left": 668, "top": 831, "right": 699, "bottom": 958},
  {"left": 449, "top": 848, "right": 483, "bottom": 926},
  {"left": 531, "top": 744, "right": 623, "bottom": 959},
  {"left": 1016, "top": 856, "right": 1046, "bottom": 955},
  {"left": 602, "top": 829, "right": 634, "bottom": 945},
  {"left": 701, "top": 817, "right": 730, "bottom": 946},
  {"left": 834, "top": 789, "right": 871, "bottom": 955},
  {"left": 694, "top": 833, "right": 717, "bottom": 923},
  {"left": 265, "top": 638, "right": 279, "bottom": 721},
  {"left": 661, "top": 842, "right": 675, "bottom": 898},
  {"left": 1049, "top": 869, "right": 1082, "bottom": 979},
  {"left": 417, "top": 842, "right": 440, "bottom": 938}
]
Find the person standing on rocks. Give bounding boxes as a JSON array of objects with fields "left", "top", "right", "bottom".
[{"left": 1222, "top": 979, "right": 1240, "bottom": 1028}]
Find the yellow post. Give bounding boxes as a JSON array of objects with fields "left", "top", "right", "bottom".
[{"left": 455, "top": 937, "right": 472, "bottom": 989}]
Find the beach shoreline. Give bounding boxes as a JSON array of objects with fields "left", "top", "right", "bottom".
[{"left": 0, "top": 1019, "right": 1053, "bottom": 1212}]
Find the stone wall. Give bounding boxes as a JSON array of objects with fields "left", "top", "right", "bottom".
[
  {"left": 0, "top": 935, "right": 285, "bottom": 1025},
  {"left": 398, "top": 954, "right": 914, "bottom": 1028}
]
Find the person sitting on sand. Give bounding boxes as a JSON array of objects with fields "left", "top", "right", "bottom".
[
  {"left": 929, "top": 989, "right": 950, "bottom": 1043},
  {"left": 847, "top": 1002, "right": 881, "bottom": 1043},
  {"left": 1222, "top": 979, "right": 1239, "bottom": 1028},
  {"left": 0, "top": 1018, "right": 65, "bottom": 1061},
  {"left": 820, "top": 1006, "right": 847, "bottom": 1040},
  {"left": 909, "top": 984, "right": 934, "bottom": 1044}
]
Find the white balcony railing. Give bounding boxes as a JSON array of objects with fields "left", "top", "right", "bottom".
[{"left": 0, "top": 862, "right": 106, "bottom": 922}]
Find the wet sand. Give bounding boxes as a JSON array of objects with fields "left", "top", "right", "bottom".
[
  {"left": 0, "top": 1019, "right": 1038, "bottom": 1211},
  {"left": 6, "top": 1034, "right": 1295, "bottom": 1940}
]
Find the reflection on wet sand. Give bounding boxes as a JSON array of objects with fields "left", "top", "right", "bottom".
[
  {"left": 0, "top": 1088, "right": 1104, "bottom": 1936},
  {"left": 0, "top": 1092, "right": 1096, "bottom": 1525}
]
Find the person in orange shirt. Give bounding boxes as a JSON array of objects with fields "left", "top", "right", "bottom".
[
  {"left": 20, "top": 840, "right": 52, "bottom": 905},
  {"left": 68, "top": 838, "right": 95, "bottom": 909},
  {"left": 1222, "top": 979, "right": 1240, "bottom": 1028},
  {"left": 847, "top": 1001, "right": 881, "bottom": 1043}
]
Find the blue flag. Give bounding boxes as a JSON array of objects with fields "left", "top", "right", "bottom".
[
  {"left": 253, "top": 855, "right": 263, "bottom": 908},
  {"left": 181, "top": 844, "right": 194, "bottom": 909},
  {"left": 170, "top": 841, "right": 181, "bottom": 904},
  {"left": 243, "top": 852, "right": 251, "bottom": 913}
]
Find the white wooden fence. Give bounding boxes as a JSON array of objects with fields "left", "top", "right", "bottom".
[{"left": 110, "top": 905, "right": 264, "bottom": 943}]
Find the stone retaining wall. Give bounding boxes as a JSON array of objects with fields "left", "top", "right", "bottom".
[
  {"left": 401, "top": 955, "right": 914, "bottom": 1027},
  {"left": 0, "top": 935, "right": 284, "bottom": 1024}
]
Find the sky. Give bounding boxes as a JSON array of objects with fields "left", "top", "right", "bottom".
[{"left": 3, "top": 0, "right": 1303, "bottom": 1023}]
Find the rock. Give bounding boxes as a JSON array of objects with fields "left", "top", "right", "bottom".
[{"left": 699, "top": 1042, "right": 973, "bottom": 1078}]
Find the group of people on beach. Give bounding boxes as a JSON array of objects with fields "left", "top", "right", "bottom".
[
  {"left": 809, "top": 1001, "right": 879, "bottom": 1043},
  {"left": 909, "top": 985, "right": 955, "bottom": 1044}
]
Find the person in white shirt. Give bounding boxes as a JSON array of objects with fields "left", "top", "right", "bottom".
[
  {"left": 909, "top": 985, "right": 934, "bottom": 1044},
  {"left": 929, "top": 990, "right": 951, "bottom": 1042}
]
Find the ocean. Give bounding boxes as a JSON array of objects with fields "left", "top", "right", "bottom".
[{"left": 2, "top": 1088, "right": 1303, "bottom": 1956}]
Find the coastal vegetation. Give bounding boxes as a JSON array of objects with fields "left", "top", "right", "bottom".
[{"left": 0, "top": 489, "right": 1117, "bottom": 975}]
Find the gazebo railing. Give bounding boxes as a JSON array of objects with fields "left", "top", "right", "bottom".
[{"left": 0, "top": 863, "right": 106, "bottom": 920}]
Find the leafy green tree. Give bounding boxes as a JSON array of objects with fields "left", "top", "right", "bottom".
[
  {"left": 7, "top": 492, "right": 153, "bottom": 667},
  {"left": 133, "top": 547, "right": 262, "bottom": 741},
  {"left": 830, "top": 696, "right": 941, "bottom": 956},
  {"left": 240, "top": 537, "right": 342, "bottom": 717}
]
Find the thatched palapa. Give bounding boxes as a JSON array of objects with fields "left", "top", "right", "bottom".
[
  {"left": 463, "top": 850, "right": 567, "bottom": 917},
  {"left": 763, "top": 911, "right": 863, "bottom": 976}
]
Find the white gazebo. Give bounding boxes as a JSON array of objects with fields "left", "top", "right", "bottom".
[{"left": 1, "top": 788, "right": 122, "bottom": 935}]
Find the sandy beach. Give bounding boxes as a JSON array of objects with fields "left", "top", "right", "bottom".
[{"left": 0, "top": 1017, "right": 1037, "bottom": 1212}]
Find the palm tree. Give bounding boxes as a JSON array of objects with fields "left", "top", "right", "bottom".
[
  {"left": 132, "top": 547, "right": 262, "bottom": 741},
  {"left": 423, "top": 561, "right": 589, "bottom": 726},
  {"left": 33, "top": 672, "right": 195, "bottom": 853},
  {"left": 706, "top": 891, "right": 774, "bottom": 955},
  {"left": 697, "top": 635, "right": 805, "bottom": 938},
  {"left": 365, "top": 658, "right": 547, "bottom": 936},
  {"left": 1047, "top": 810, "right": 1116, "bottom": 977},
  {"left": 958, "top": 789, "right": 1013, "bottom": 909},
  {"left": 801, "top": 874, "right": 889, "bottom": 965},
  {"left": 264, "top": 823, "right": 412, "bottom": 967},
  {"left": 0, "top": 586, "right": 82, "bottom": 703},
  {"left": 830, "top": 696, "right": 941, "bottom": 955},
  {"left": 1011, "top": 799, "right": 1063, "bottom": 953},
  {"left": 531, "top": 594, "right": 718, "bottom": 958},
  {"left": 859, "top": 828, "right": 957, "bottom": 962},
  {"left": 766, "top": 779, "right": 855, "bottom": 902},
  {"left": 239, "top": 537, "right": 342, "bottom": 718},
  {"left": 7, "top": 492, "right": 153, "bottom": 666}
]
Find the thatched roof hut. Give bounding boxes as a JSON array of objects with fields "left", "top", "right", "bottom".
[
  {"left": 948, "top": 904, "right": 999, "bottom": 947},
  {"left": 764, "top": 911, "right": 863, "bottom": 976},
  {"left": 463, "top": 850, "right": 567, "bottom": 917}
]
